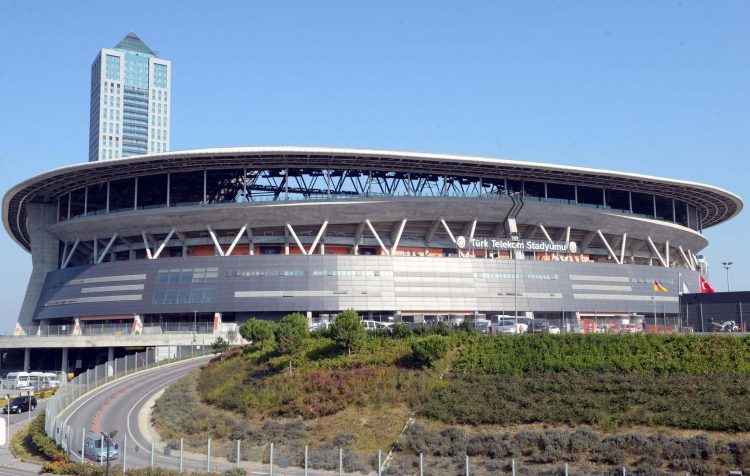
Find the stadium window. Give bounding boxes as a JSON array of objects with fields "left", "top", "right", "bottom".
[
  {"left": 506, "top": 179, "right": 523, "bottom": 195},
  {"left": 605, "top": 189, "right": 630, "bottom": 212},
  {"left": 546, "top": 183, "right": 575, "bottom": 203},
  {"left": 631, "top": 192, "right": 654, "bottom": 217},
  {"left": 523, "top": 180, "right": 545, "bottom": 199},
  {"left": 577, "top": 186, "right": 604, "bottom": 206},
  {"left": 675, "top": 201, "right": 689, "bottom": 227},
  {"left": 655, "top": 196, "right": 674, "bottom": 222}
]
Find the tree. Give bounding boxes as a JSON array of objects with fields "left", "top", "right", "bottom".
[
  {"left": 411, "top": 335, "right": 450, "bottom": 368},
  {"left": 274, "top": 312, "right": 308, "bottom": 373},
  {"left": 239, "top": 318, "right": 276, "bottom": 348},
  {"left": 211, "top": 336, "right": 230, "bottom": 354},
  {"left": 330, "top": 309, "right": 365, "bottom": 356}
]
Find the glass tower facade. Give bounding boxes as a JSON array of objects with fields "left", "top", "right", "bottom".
[{"left": 88, "top": 32, "right": 171, "bottom": 162}]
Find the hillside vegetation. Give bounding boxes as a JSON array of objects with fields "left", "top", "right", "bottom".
[{"left": 154, "top": 320, "right": 750, "bottom": 474}]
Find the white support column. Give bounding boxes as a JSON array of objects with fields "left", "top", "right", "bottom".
[
  {"left": 207, "top": 225, "right": 225, "bottom": 256},
  {"left": 390, "top": 218, "right": 407, "bottom": 255},
  {"left": 619, "top": 233, "right": 627, "bottom": 264},
  {"left": 365, "top": 219, "right": 390, "bottom": 256},
  {"left": 439, "top": 218, "right": 457, "bottom": 243},
  {"left": 96, "top": 233, "right": 119, "bottom": 264},
  {"left": 308, "top": 221, "right": 329, "bottom": 255},
  {"left": 141, "top": 232, "right": 153, "bottom": 259},
  {"left": 596, "top": 230, "right": 621, "bottom": 264},
  {"left": 61, "top": 239, "right": 80, "bottom": 269},
  {"left": 93, "top": 237, "right": 98, "bottom": 264},
  {"left": 285, "top": 223, "right": 308, "bottom": 255},
  {"left": 664, "top": 240, "right": 670, "bottom": 268},
  {"left": 152, "top": 228, "right": 176, "bottom": 259},
  {"left": 538, "top": 224, "right": 554, "bottom": 245},
  {"left": 646, "top": 236, "right": 668, "bottom": 267},
  {"left": 468, "top": 219, "right": 478, "bottom": 257},
  {"left": 678, "top": 245, "right": 696, "bottom": 271},
  {"left": 225, "top": 224, "right": 248, "bottom": 256},
  {"left": 565, "top": 227, "right": 571, "bottom": 247}
]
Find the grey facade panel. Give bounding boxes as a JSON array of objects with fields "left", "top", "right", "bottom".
[{"left": 33, "top": 255, "right": 697, "bottom": 320}]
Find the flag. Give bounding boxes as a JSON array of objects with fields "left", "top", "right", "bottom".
[
  {"left": 682, "top": 282, "right": 690, "bottom": 294},
  {"left": 653, "top": 280, "right": 668, "bottom": 293},
  {"left": 699, "top": 275, "right": 715, "bottom": 293}
]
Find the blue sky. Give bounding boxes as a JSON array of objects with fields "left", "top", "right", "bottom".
[{"left": 0, "top": 1, "right": 748, "bottom": 332}]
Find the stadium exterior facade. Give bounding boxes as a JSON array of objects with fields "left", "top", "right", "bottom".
[{"left": 3, "top": 147, "right": 743, "bottom": 345}]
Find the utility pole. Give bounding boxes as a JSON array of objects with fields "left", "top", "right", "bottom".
[{"left": 722, "top": 261, "right": 733, "bottom": 292}]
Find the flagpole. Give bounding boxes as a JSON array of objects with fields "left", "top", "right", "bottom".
[{"left": 652, "top": 282, "right": 656, "bottom": 328}]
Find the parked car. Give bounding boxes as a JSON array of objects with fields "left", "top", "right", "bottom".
[
  {"left": 2, "top": 371, "right": 31, "bottom": 389},
  {"left": 472, "top": 318, "right": 492, "bottom": 334},
  {"left": 84, "top": 434, "right": 119, "bottom": 462},
  {"left": 492, "top": 319, "right": 526, "bottom": 334},
  {"left": 528, "top": 320, "right": 551, "bottom": 334},
  {"left": 548, "top": 325, "right": 561, "bottom": 334},
  {"left": 571, "top": 325, "right": 585, "bottom": 334},
  {"left": 361, "top": 320, "right": 392, "bottom": 331},
  {"left": 2, "top": 395, "right": 37, "bottom": 414}
]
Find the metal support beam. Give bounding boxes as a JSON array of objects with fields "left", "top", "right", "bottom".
[
  {"left": 619, "top": 233, "right": 627, "bottom": 264},
  {"left": 285, "top": 223, "right": 308, "bottom": 255},
  {"left": 581, "top": 231, "right": 596, "bottom": 250},
  {"left": 141, "top": 232, "right": 153, "bottom": 259},
  {"left": 646, "top": 236, "right": 668, "bottom": 267},
  {"left": 152, "top": 228, "right": 176, "bottom": 260},
  {"left": 365, "top": 219, "right": 390, "bottom": 256},
  {"left": 96, "top": 233, "right": 119, "bottom": 264},
  {"left": 246, "top": 227, "right": 254, "bottom": 255},
  {"left": 390, "top": 218, "right": 407, "bottom": 255},
  {"left": 665, "top": 240, "right": 670, "bottom": 268},
  {"left": 424, "top": 219, "right": 441, "bottom": 245},
  {"left": 61, "top": 239, "right": 80, "bottom": 269},
  {"left": 207, "top": 225, "right": 225, "bottom": 256},
  {"left": 308, "top": 221, "right": 329, "bottom": 254},
  {"left": 352, "top": 222, "right": 366, "bottom": 255},
  {"left": 225, "top": 224, "right": 248, "bottom": 256},
  {"left": 596, "top": 230, "right": 621, "bottom": 264}
]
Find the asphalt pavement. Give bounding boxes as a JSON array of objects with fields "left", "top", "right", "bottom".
[{"left": 60, "top": 355, "right": 212, "bottom": 472}]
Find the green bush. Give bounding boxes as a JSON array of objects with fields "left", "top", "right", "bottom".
[
  {"left": 451, "top": 334, "right": 750, "bottom": 375},
  {"left": 239, "top": 318, "right": 276, "bottom": 348},
  {"left": 329, "top": 309, "right": 365, "bottom": 356},
  {"left": 411, "top": 335, "right": 450, "bottom": 367},
  {"left": 27, "top": 412, "right": 68, "bottom": 462}
]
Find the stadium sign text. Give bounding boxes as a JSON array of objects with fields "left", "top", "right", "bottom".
[{"left": 456, "top": 236, "right": 578, "bottom": 254}]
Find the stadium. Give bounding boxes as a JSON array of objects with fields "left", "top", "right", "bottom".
[{"left": 3, "top": 146, "right": 743, "bottom": 337}]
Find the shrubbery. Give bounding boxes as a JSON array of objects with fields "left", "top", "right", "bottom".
[
  {"left": 452, "top": 334, "right": 750, "bottom": 375},
  {"left": 410, "top": 335, "right": 451, "bottom": 368}
]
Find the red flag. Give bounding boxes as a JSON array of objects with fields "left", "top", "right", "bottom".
[{"left": 699, "top": 275, "right": 715, "bottom": 293}]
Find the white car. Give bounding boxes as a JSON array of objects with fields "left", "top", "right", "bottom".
[
  {"left": 548, "top": 325, "right": 561, "bottom": 334},
  {"left": 362, "top": 320, "right": 392, "bottom": 331},
  {"left": 492, "top": 319, "right": 527, "bottom": 334}
]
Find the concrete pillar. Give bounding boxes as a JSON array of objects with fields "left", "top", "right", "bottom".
[
  {"left": 213, "top": 313, "right": 222, "bottom": 334},
  {"left": 16, "top": 203, "right": 59, "bottom": 333},
  {"left": 61, "top": 347, "right": 69, "bottom": 374},
  {"left": 108, "top": 346, "right": 114, "bottom": 363},
  {"left": 320, "top": 242, "right": 325, "bottom": 255},
  {"left": 23, "top": 348, "right": 30, "bottom": 372}
]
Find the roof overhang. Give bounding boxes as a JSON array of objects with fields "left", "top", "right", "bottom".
[{"left": 3, "top": 146, "right": 743, "bottom": 251}]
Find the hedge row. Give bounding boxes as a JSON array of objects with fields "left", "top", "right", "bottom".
[{"left": 451, "top": 334, "right": 750, "bottom": 375}]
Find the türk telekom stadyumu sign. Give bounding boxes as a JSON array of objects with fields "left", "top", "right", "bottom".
[{"left": 456, "top": 236, "right": 579, "bottom": 254}]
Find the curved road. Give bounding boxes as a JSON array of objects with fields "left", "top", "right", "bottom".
[{"left": 60, "top": 356, "right": 213, "bottom": 472}]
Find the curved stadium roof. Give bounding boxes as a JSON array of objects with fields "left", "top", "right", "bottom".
[{"left": 3, "top": 147, "right": 743, "bottom": 251}]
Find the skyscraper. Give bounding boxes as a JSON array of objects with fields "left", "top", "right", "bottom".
[{"left": 88, "top": 32, "right": 171, "bottom": 162}]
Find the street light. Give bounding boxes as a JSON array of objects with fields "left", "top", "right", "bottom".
[
  {"left": 722, "top": 261, "right": 733, "bottom": 292},
  {"left": 100, "top": 430, "right": 118, "bottom": 476},
  {"left": 511, "top": 230, "right": 520, "bottom": 320}
]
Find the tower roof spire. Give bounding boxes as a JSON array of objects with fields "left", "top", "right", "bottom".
[{"left": 114, "top": 32, "right": 156, "bottom": 56}]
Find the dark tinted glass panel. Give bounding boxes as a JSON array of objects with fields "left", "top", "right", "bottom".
[
  {"left": 58, "top": 194, "right": 69, "bottom": 221},
  {"left": 688, "top": 204, "right": 698, "bottom": 230},
  {"left": 506, "top": 179, "right": 523, "bottom": 194},
  {"left": 631, "top": 192, "right": 654, "bottom": 216},
  {"left": 170, "top": 171, "right": 204, "bottom": 206},
  {"left": 70, "top": 188, "right": 86, "bottom": 218},
  {"left": 655, "top": 196, "right": 674, "bottom": 222},
  {"left": 481, "top": 177, "right": 505, "bottom": 195},
  {"left": 606, "top": 189, "right": 630, "bottom": 212},
  {"left": 577, "top": 186, "right": 603, "bottom": 206},
  {"left": 109, "top": 178, "right": 135, "bottom": 212},
  {"left": 523, "top": 181, "right": 545, "bottom": 198},
  {"left": 87, "top": 183, "right": 108, "bottom": 215},
  {"left": 137, "top": 174, "right": 167, "bottom": 209},
  {"left": 675, "top": 201, "right": 688, "bottom": 227},
  {"left": 546, "top": 183, "right": 575, "bottom": 202},
  {"left": 206, "top": 169, "right": 245, "bottom": 203}
]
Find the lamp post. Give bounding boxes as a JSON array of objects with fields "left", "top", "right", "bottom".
[
  {"left": 100, "top": 430, "right": 118, "bottom": 476},
  {"left": 511, "top": 230, "right": 520, "bottom": 320},
  {"left": 722, "top": 261, "right": 733, "bottom": 292}
]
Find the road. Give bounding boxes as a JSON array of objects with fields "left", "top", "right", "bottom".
[{"left": 60, "top": 356, "right": 213, "bottom": 472}]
